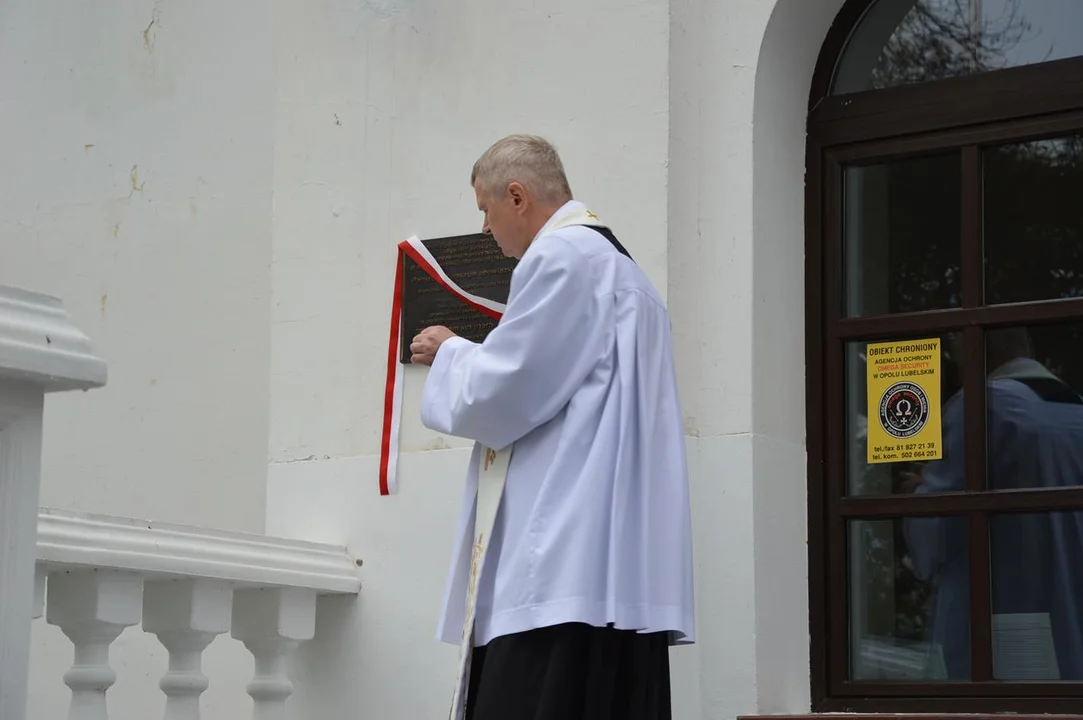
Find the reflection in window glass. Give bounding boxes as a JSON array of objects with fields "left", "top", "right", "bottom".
[
  {"left": 991, "top": 511, "right": 1083, "bottom": 680},
  {"left": 834, "top": 0, "right": 1083, "bottom": 95},
  {"left": 986, "top": 325, "right": 1083, "bottom": 492},
  {"left": 900, "top": 324, "right": 1083, "bottom": 494},
  {"left": 985, "top": 134, "right": 1083, "bottom": 305},
  {"left": 849, "top": 517, "right": 968, "bottom": 680},
  {"left": 843, "top": 154, "right": 961, "bottom": 317},
  {"left": 846, "top": 334, "right": 962, "bottom": 496}
]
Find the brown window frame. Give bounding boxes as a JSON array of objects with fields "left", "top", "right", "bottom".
[{"left": 806, "top": 0, "right": 1083, "bottom": 713}]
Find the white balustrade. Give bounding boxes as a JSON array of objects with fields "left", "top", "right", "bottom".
[
  {"left": 3, "top": 285, "right": 363, "bottom": 720},
  {"left": 0, "top": 286, "right": 107, "bottom": 720},
  {"left": 35, "top": 508, "right": 361, "bottom": 720}
]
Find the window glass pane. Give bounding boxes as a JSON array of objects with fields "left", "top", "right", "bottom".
[
  {"left": 984, "top": 133, "right": 1083, "bottom": 305},
  {"left": 834, "top": 0, "right": 1083, "bottom": 95},
  {"left": 986, "top": 324, "right": 1083, "bottom": 491},
  {"left": 846, "top": 333, "right": 962, "bottom": 496},
  {"left": 990, "top": 511, "right": 1083, "bottom": 680},
  {"left": 849, "top": 517, "right": 969, "bottom": 680},
  {"left": 843, "top": 153, "right": 961, "bottom": 318}
]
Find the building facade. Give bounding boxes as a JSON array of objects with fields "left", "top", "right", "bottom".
[{"left": 3, "top": 0, "right": 1081, "bottom": 718}]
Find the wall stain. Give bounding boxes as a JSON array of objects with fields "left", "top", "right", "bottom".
[
  {"left": 143, "top": 5, "right": 161, "bottom": 52},
  {"left": 84, "top": 143, "right": 95, "bottom": 154},
  {"left": 100, "top": 294, "right": 108, "bottom": 318},
  {"left": 128, "top": 165, "right": 145, "bottom": 197},
  {"left": 422, "top": 436, "right": 451, "bottom": 451}
]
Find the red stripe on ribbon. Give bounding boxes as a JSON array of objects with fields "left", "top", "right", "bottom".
[
  {"left": 399, "top": 242, "right": 503, "bottom": 321},
  {"left": 378, "top": 250, "right": 405, "bottom": 495}
]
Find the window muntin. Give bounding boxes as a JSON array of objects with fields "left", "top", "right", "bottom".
[{"left": 843, "top": 319, "right": 1083, "bottom": 684}]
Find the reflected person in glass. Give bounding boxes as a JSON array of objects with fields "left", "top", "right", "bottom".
[{"left": 902, "top": 328, "right": 1083, "bottom": 681}]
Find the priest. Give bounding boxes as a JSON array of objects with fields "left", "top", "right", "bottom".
[{"left": 410, "top": 134, "right": 695, "bottom": 720}]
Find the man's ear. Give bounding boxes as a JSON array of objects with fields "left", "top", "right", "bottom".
[{"left": 507, "top": 181, "right": 528, "bottom": 209}]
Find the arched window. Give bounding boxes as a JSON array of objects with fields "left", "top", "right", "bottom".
[{"left": 806, "top": 0, "right": 1083, "bottom": 713}]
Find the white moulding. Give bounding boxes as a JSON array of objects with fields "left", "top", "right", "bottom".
[{"left": 37, "top": 508, "right": 362, "bottom": 595}]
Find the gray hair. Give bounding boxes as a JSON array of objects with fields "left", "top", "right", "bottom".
[
  {"left": 987, "top": 327, "right": 1033, "bottom": 365},
  {"left": 470, "top": 134, "right": 573, "bottom": 205}
]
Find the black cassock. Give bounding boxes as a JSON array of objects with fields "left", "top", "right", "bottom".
[{"left": 466, "top": 622, "right": 673, "bottom": 720}]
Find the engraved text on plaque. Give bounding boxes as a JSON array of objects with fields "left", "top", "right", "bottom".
[{"left": 400, "top": 233, "right": 517, "bottom": 363}]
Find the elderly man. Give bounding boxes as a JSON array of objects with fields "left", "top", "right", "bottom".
[{"left": 410, "top": 134, "right": 694, "bottom": 720}]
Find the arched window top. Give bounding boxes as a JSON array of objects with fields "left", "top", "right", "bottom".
[{"left": 832, "top": 0, "right": 1083, "bottom": 95}]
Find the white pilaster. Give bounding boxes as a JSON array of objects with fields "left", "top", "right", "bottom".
[
  {"left": 47, "top": 569, "right": 143, "bottom": 720},
  {"left": 33, "top": 566, "right": 47, "bottom": 619},
  {"left": 231, "top": 588, "right": 317, "bottom": 720},
  {"left": 144, "top": 578, "right": 234, "bottom": 720},
  {"left": 0, "top": 382, "right": 45, "bottom": 720},
  {"left": 0, "top": 286, "right": 106, "bottom": 720}
]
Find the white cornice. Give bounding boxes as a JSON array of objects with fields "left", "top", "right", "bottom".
[
  {"left": 0, "top": 286, "right": 107, "bottom": 392},
  {"left": 37, "top": 508, "right": 362, "bottom": 594}
]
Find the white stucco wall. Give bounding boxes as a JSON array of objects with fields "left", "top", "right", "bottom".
[
  {"left": 4, "top": 0, "right": 855, "bottom": 717},
  {"left": 2, "top": 1, "right": 270, "bottom": 717},
  {"left": 267, "top": 0, "right": 671, "bottom": 468},
  {"left": 0, "top": 0, "right": 274, "bottom": 531}
]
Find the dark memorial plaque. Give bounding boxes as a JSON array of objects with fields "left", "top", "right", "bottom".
[{"left": 400, "top": 233, "right": 517, "bottom": 362}]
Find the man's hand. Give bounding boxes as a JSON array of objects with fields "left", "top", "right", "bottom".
[
  {"left": 410, "top": 325, "right": 456, "bottom": 366},
  {"left": 898, "top": 464, "right": 925, "bottom": 494}
]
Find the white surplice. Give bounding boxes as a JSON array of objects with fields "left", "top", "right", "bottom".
[{"left": 421, "top": 200, "right": 695, "bottom": 648}]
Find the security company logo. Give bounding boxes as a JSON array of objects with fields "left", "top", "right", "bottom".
[{"left": 877, "top": 382, "right": 930, "bottom": 439}]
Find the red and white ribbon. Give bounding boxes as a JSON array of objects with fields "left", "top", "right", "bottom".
[{"left": 379, "top": 236, "right": 507, "bottom": 495}]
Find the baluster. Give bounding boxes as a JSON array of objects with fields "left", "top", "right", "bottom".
[
  {"left": 46, "top": 569, "right": 142, "bottom": 720},
  {"left": 231, "top": 588, "right": 317, "bottom": 720},
  {"left": 144, "top": 578, "right": 233, "bottom": 720}
]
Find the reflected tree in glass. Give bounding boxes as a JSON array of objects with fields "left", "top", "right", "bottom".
[
  {"left": 985, "top": 135, "right": 1083, "bottom": 307},
  {"left": 872, "top": 0, "right": 1035, "bottom": 88}
]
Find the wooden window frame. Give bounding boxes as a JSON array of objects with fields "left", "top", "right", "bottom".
[{"left": 806, "top": 1, "right": 1083, "bottom": 713}]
